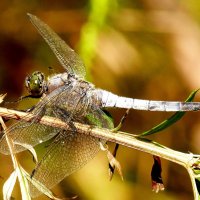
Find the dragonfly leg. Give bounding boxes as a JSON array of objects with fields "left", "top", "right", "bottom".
[
  {"left": 32, "top": 106, "right": 46, "bottom": 123},
  {"left": 11, "top": 106, "right": 47, "bottom": 132},
  {"left": 52, "top": 106, "right": 77, "bottom": 132},
  {"left": 52, "top": 106, "right": 71, "bottom": 121},
  {"left": 4, "top": 93, "right": 42, "bottom": 105},
  {"left": 25, "top": 105, "right": 36, "bottom": 112}
]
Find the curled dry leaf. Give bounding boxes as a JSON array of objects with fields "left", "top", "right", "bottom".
[
  {"left": 151, "top": 156, "right": 165, "bottom": 193},
  {"left": 99, "top": 142, "right": 123, "bottom": 180},
  {"left": 3, "top": 170, "right": 17, "bottom": 200}
]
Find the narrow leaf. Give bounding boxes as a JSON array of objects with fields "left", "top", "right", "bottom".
[
  {"left": 17, "top": 166, "right": 31, "bottom": 200},
  {"left": 195, "top": 179, "right": 200, "bottom": 195},
  {"left": 3, "top": 170, "right": 17, "bottom": 200},
  {"left": 14, "top": 142, "right": 38, "bottom": 163}
]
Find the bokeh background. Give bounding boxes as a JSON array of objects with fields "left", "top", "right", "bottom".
[{"left": 0, "top": 0, "right": 200, "bottom": 199}]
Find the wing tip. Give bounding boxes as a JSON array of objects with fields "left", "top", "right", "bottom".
[
  {"left": 27, "top": 13, "right": 33, "bottom": 18},
  {"left": 27, "top": 13, "right": 38, "bottom": 23}
]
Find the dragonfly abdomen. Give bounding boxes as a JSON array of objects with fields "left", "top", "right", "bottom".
[{"left": 99, "top": 90, "right": 200, "bottom": 111}]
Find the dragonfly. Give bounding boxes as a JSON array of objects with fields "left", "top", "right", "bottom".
[{"left": 1, "top": 14, "right": 200, "bottom": 198}]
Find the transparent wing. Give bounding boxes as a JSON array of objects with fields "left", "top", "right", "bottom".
[
  {"left": 29, "top": 130, "right": 100, "bottom": 198},
  {"left": 0, "top": 119, "right": 60, "bottom": 155},
  {"left": 0, "top": 84, "right": 74, "bottom": 155},
  {"left": 0, "top": 82, "right": 102, "bottom": 155},
  {"left": 29, "top": 107, "right": 113, "bottom": 198},
  {"left": 27, "top": 13, "right": 86, "bottom": 78}
]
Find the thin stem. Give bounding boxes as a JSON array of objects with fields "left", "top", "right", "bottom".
[
  {"left": 0, "top": 116, "right": 31, "bottom": 200},
  {"left": 187, "top": 167, "right": 199, "bottom": 200},
  {"left": 0, "top": 116, "right": 17, "bottom": 168}
]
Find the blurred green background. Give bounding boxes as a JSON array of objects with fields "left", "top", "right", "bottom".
[{"left": 1, "top": 0, "right": 200, "bottom": 199}]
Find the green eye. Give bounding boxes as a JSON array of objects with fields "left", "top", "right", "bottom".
[{"left": 25, "top": 71, "right": 47, "bottom": 97}]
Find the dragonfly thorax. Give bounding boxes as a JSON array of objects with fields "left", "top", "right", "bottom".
[
  {"left": 25, "top": 71, "right": 47, "bottom": 98},
  {"left": 47, "top": 72, "right": 73, "bottom": 94}
]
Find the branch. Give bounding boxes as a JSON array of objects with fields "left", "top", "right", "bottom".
[{"left": 0, "top": 106, "right": 196, "bottom": 167}]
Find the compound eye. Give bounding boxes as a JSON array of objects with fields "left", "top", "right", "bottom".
[{"left": 25, "top": 71, "right": 46, "bottom": 97}]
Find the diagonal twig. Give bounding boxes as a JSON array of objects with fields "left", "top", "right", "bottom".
[{"left": 0, "top": 106, "right": 196, "bottom": 166}]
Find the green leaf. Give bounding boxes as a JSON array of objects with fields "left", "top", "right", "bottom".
[
  {"left": 17, "top": 165, "right": 32, "bottom": 200},
  {"left": 86, "top": 110, "right": 114, "bottom": 129},
  {"left": 139, "top": 89, "right": 200, "bottom": 136}
]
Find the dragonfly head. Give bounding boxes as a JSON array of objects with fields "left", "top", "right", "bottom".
[{"left": 25, "top": 71, "right": 47, "bottom": 98}]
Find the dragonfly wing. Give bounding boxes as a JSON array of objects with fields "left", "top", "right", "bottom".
[
  {"left": 0, "top": 119, "right": 61, "bottom": 155},
  {"left": 30, "top": 105, "right": 113, "bottom": 197},
  {"left": 29, "top": 130, "right": 101, "bottom": 198},
  {"left": 28, "top": 14, "right": 86, "bottom": 79},
  {"left": 0, "top": 84, "right": 73, "bottom": 155}
]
